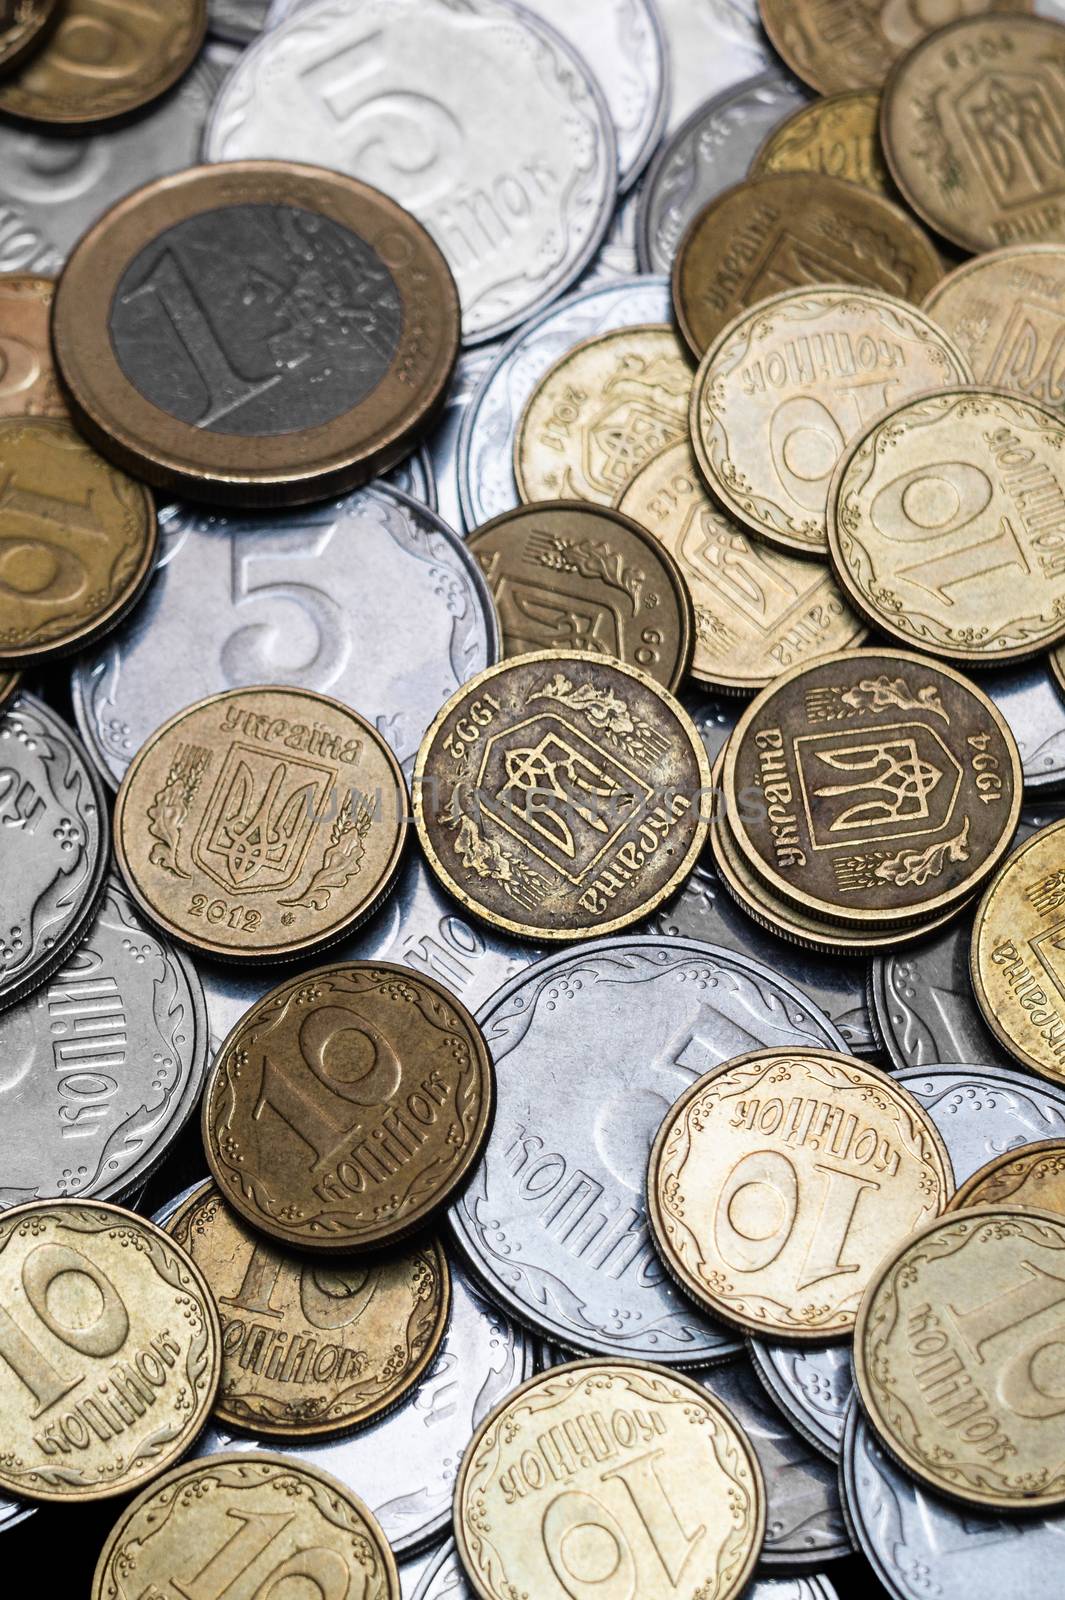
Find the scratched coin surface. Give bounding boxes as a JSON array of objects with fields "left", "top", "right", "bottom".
[
  {"left": 454, "top": 1360, "right": 765, "bottom": 1600},
  {"left": 0, "top": 275, "right": 62, "bottom": 417},
  {"left": 113, "top": 686, "right": 407, "bottom": 963},
  {"left": 467, "top": 502, "right": 693, "bottom": 691},
  {"left": 166, "top": 1179, "right": 449, "bottom": 1437},
  {"left": 203, "top": 962, "right": 493, "bottom": 1251},
  {"left": 750, "top": 91, "right": 891, "bottom": 194},
  {"left": 949, "top": 1139, "right": 1065, "bottom": 1215}
]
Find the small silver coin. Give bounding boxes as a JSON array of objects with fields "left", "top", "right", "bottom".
[
  {"left": 656, "top": 0, "right": 773, "bottom": 134},
  {"left": 681, "top": 686, "right": 738, "bottom": 770},
  {"left": 985, "top": 661, "right": 1065, "bottom": 791},
  {"left": 210, "top": 0, "right": 271, "bottom": 40},
  {"left": 426, "top": 347, "right": 500, "bottom": 538},
  {"left": 449, "top": 937, "right": 845, "bottom": 1363},
  {"left": 384, "top": 447, "right": 436, "bottom": 511}
]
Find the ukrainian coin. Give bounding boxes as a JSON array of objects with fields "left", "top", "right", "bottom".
[
  {"left": 385, "top": 447, "right": 434, "bottom": 510},
  {"left": 0, "top": 0, "right": 55, "bottom": 77},
  {"left": 514, "top": 325, "right": 693, "bottom": 506},
  {"left": 657, "top": 0, "right": 774, "bottom": 133},
  {"left": 950, "top": 1138, "right": 1065, "bottom": 1214},
  {"left": 0, "top": 1198, "right": 220, "bottom": 1503},
  {"left": 0, "top": 274, "right": 61, "bottom": 417},
  {"left": 91, "top": 1454, "right": 399, "bottom": 1600},
  {"left": 211, "top": 0, "right": 270, "bottom": 39},
  {"left": 577, "top": 186, "right": 641, "bottom": 288},
  {"left": 113, "top": 686, "right": 407, "bottom": 963},
  {"left": 205, "top": 0, "right": 616, "bottom": 344},
  {"left": 69, "top": 486, "right": 498, "bottom": 786},
  {"left": 467, "top": 503, "right": 694, "bottom": 690},
  {"left": 871, "top": 912, "right": 1012, "bottom": 1070},
  {"left": 0, "top": 0, "right": 207, "bottom": 124},
  {"left": 750, "top": 91, "right": 891, "bottom": 195},
  {"left": 455, "top": 1360, "right": 765, "bottom": 1600},
  {"left": 682, "top": 683, "right": 739, "bottom": 768},
  {"left": 0, "top": 693, "right": 108, "bottom": 1010},
  {"left": 428, "top": 347, "right": 498, "bottom": 536},
  {"left": 987, "top": 662, "right": 1065, "bottom": 788},
  {"left": 450, "top": 936, "right": 846, "bottom": 1362},
  {"left": 691, "top": 289, "right": 969, "bottom": 557},
  {"left": 165, "top": 1180, "right": 449, "bottom": 1438},
  {"left": 413, "top": 652, "right": 710, "bottom": 940},
  {"left": 416, "top": 1545, "right": 842, "bottom": 1600}
]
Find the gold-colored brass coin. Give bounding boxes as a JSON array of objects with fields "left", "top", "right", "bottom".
[
  {"left": 828, "top": 387, "right": 1065, "bottom": 665},
  {"left": 0, "top": 0, "right": 206, "bottom": 124},
  {"left": 412, "top": 650, "right": 711, "bottom": 941},
  {"left": 750, "top": 91, "right": 892, "bottom": 195},
  {"left": 0, "top": 0, "right": 56, "bottom": 77},
  {"left": 854, "top": 1206, "right": 1065, "bottom": 1510},
  {"left": 0, "top": 1199, "right": 221, "bottom": 1504},
  {"left": 673, "top": 172, "right": 944, "bottom": 358},
  {"left": 882, "top": 14, "right": 1065, "bottom": 256},
  {"left": 617, "top": 440, "right": 866, "bottom": 693},
  {"left": 92, "top": 1453, "right": 399, "bottom": 1600},
  {"left": 648, "top": 1047, "right": 953, "bottom": 1339},
  {"left": 949, "top": 1139, "right": 1065, "bottom": 1215},
  {"left": 202, "top": 961, "right": 493, "bottom": 1251},
  {"left": 691, "top": 286, "right": 971, "bottom": 558},
  {"left": 454, "top": 1359, "right": 765, "bottom": 1600},
  {"left": 467, "top": 501, "right": 694, "bottom": 691},
  {"left": 0, "top": 416, "right": 156, "bottom": 664},
  {"left": 971, "top": 816, "right": 1065, "bottom": 1085},
  {"left": 166, "top": 1181, "right": 450, "bottom": 1438},
  {"left": 113, "top": 686, "right": 407, "bottom": 963},
  {"left": 514, "top": 325, "right": 692, "bottom": 505},
  {"left": 0, "top": 275, "right": 63, "bottom": 418}
]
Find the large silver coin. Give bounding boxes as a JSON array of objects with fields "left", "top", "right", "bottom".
[
  {"left": 0, "top": 695, "right": 108, "bottom": 1011},
  {"left": 656, "top": 0, "right": 773, "bottom": 133},
  {"left": 458, "top": 275, "right": 670, "bottom": 530},
  {"left": 210, "top": 0, "right": 271, "bottom": 40},
  {"left": 70, "top": 484, "right": 498, "bottom": 784},
  {"left": 985, "top": 662, "right": 1065, "bottom": 791},
  {"left": 449, "top": 937, "right": 846, "bottom": 1363},
  {"left": 205, "top": 0, "right": 617, "bottom": 343},
  {"left": 750, "top": 1063, "right": 1065, "bottom": 1459},
  {"left": 637, "top": 72, "right": 810, "bottom": 274}
]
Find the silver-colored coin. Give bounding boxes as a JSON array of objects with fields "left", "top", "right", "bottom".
[
  {"left": 750, "top": 1063, "right": 1065, "bottom": 1459},
  {"left": 577, "top": 187, "right": 642, "bottom": 288},
  {"left": 385, "top": 446, "right": 436, "bottom": 511},
  {"left": 0, "top": 695, "right": 108, "bottom": 1012},
  {"left": 427, "top": 347, "right": 500, "bottom": 538},
  {"left": 637, "top": 71, "right": 811, "bottom": 274},
  {"left": 210, "top": 0, "right": 271, "bottom": 40},
  {"left": 681, "top": 686, "right": 738, "bottom": 771},
  {"left": 656, "top": 0, "right": 772, "bottom": 133},
  {"left": 985, "top": 662, "right": 1065, "bottom": 791},
  {"left": 449, "top": 936, "right": 846, "bottom": 1363},
  {"left": 400, "top": 1546, "right": 443, "bottom": 1600},
  {"left": 458, "top": 275, "right": 670, "bottom": 530},
  {"left": 70, "top": 484, "right": 498, "bottom": 784},
  {"left": 205, "top": 0, "right": 617, "bottom": 344}
]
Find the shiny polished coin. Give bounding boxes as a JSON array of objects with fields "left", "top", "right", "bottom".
[
  {"left": 52, "top": 162, "right": 460, "bottom": 507},
  {"left": 467, "top": 502, "right": 693, "bottom": 690},
  {"left": 0, "top": 275, "right": 62, "bottom": 417},
  {"left": 724, "top": 648, "right": 1022, "bottom": 927},
  {"left": 673, "top": 174, "right": 944, "bottom": 357},
  {"left": 691, "top": 286, "right": 970, "bottom": 557},
  {"left": 92, "top": 1454, "right": 399, "bottom": 1600},
  {"left": 0, "top": 0, "right": 56, "bottom": 77},
  {"left": 113, "top": 686, "right": 407, "bottom": 963},
  {"left": 854, "top": 1206, "right": 1065, "bottom": 1509},
  {"left": 203, "top": 961, "right": 492, "bottom": 1251},
  {"left": 882, "top": 14, "right": 1065, "bottom": 256},
  {"left": 750, "top": 91, "right": 890, "bottom": 195},
  {"left": 949, "top": 1138, "right": 1065, "bottom": 1214},
  {"left": 514, "top": 325, "right": 692, "bottom": 506},
  {"left": 0, "top": 417, "right": 156, "bottom": 665},
  {"left": 617, "top": 440, "right": 865, "bottom": 693},
  {"left": 454, "top": 1360, "right": 765, "bottom": 1600},
  {"left": 0, "top": 0, "right": 207, "bottom": 125},
  {"left": 648, "top": 1047, "right": 952, "bottom": 1339},
  {"left": 0, "top": 1198, "right": 220, "bottom": 1503},
  {"left": 166, "top": 1180, "right": 449, "bottom": 1437},
  {"left": 413, "top": 651, "right": 710, "bottom": 941}
]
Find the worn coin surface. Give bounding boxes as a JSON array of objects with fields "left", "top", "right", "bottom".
[
  {"left": 950, "top": 1138, "right": 1065, "bottom": 1214},
  {"left": 750, "top": 91, "right": 890, "bottom": 195},
  {"left": 113, "top": 686, "right": 407, "bottom": 963},
  {"left": 454, "top": 1360, "right": 765, "bottom": 1600},
  {"left": 203, "top": 962, "right": 492, "bottom": 1251},
  {"left": 0, "top": 0, "right": 55, "bottom": 76},
  {"left": 0, "top": 275, "right": 61, "bottom": 418},
  {"left": 468, "top": 502, "right": 693, "bottom": 690}
]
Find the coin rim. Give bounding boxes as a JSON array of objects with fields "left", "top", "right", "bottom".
[
  {"left": 946, "top": 1136, "right": 1065, "bottom": 1213},
  {"left": 748, "top": 88, "right": 886, "bottom": 188}
]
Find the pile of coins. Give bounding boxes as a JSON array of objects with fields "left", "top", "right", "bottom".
[{"left": 5, "top": 2, "right": 1065, "bottom": 1597}]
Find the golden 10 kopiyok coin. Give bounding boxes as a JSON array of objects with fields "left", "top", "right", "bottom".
[
  {"left": 647, "top": 1047, "right": 953, "bottom": 1339},
  {"left": 948, "top": 1139, "right": 1065, "bottom": 1216},
  {"left": 165, "top": 1181, "right": 450, "bottom": 1439},
  {"left": 113, "top": 686, "right": 407, "bottom": 963},
  {"left": 202, "top": 962, "right": 493, "bottom": 1252},
  {"left": 412, "top": 650, "right": 711, "bottom": 940},
  {"left": 466, "top": 501, "right": 694, "bottom": 691},
  {"left": 454, "top": 1360, "right": 765, "bottom": 1600},
  {"left": 854, "top": 1206, "right": 1065, "bottom": 1511},
  {"left": 723, "top": 648, "right": 1022, "bottom": 928},
  {"left": 0, "top": 275, "right": 64, "bottom": 417},
  {"left": 0, "top": 1199, "right": 221, "bottom": 1504},
  {"left": 52, "top": 161, "right": 460, "bottom": 506},
  {"left": 749, "top": 90, "right": 892, "bottom": 196}
]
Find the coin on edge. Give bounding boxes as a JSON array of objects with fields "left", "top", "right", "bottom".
[
  {"left": 691, "top": 286, "right": 971, "bottom": 558},
  {"left": 949, "top": 1138, "right": 1065, "bottom": 1216},
  {"left": 113, "top": 686, "right": 408, "bottom": 963},
  {"left": 750, "top": 90, "right": 891, "bottom": 195},
  {"left": 0, "top": 275, "right": 63, "bottom": 417},
  {"left": 166, "top": 1180, "right": 450, "bottom": 1438},
  {"left": 52, "top": 161, "right": 460, "bottom": 507},
  {"left": 0, "top": 0, "right": 56, "bottom": 77},
  {"left": 454, "top": 1359, "right": 765, "bottom": 1600},
  {"left": 854, "top": 1206, "right": 1065, "bottom": 1510},
  {"left": 92, "top": 1453, "right": 399, "bottom": 1600},
  {"left": 0, "top": 1198, "right": 221, "bottom": 1503},
  {"left": 413, "top": 650, "right": 711, "bottom": 940},
  {"left": 467, "top": 501, "right": 693, "bottom": 691}
]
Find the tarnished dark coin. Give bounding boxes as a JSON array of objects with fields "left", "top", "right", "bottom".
[
  {"left": 467, "top": 502, "right": 693, "bottom": 691},
  {"left": 52, "top": 161, "right": 460, "bottom": 507},
  {"left": 0, "top": 671, "right": 17, "bottom": 712},
  {"left": 0, "top": 0, "right": 56, "bottom": 78},
  {"left": 0, "top": 275, "right": 63, "bottom": 417},
  {"left": 750, "top": 91, "right": 891, "bottom": 195}
]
